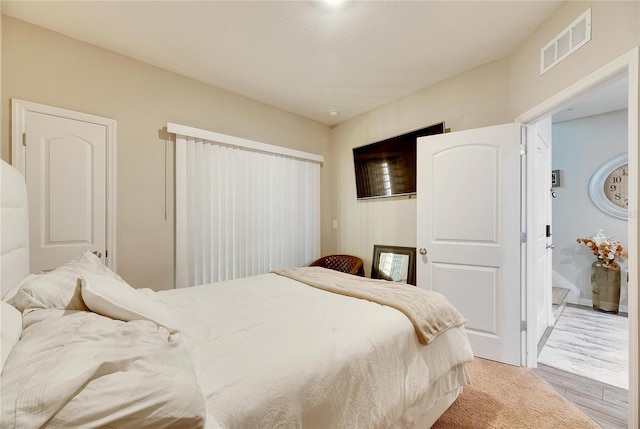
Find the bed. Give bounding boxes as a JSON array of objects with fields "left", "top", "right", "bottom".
[{"left": 0, "top": 159, "right": 473, "bottom": 428}]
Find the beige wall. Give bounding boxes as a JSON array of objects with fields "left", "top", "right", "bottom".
[
  {"left": 327, "top": 1, "right": 639, "bottom": 276},
  {"left": 1, "top": 16, "right": 331, "bottom": 290}
]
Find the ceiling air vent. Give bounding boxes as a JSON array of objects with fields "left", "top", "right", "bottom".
[{"left": 540, "top": 8, "right": 591, "bottom": 74}]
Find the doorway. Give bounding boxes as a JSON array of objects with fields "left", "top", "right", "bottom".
[
  {"left": 535, "top": 88, "right": 630, "bottom": 428},
  {"left": 518, "top": 48, "right": 637, "bottom": 428},
  {"left": 538, "top": 75, "right": 629, "bottom": 382}
]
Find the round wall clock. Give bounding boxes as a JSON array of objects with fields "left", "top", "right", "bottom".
[{"left": 588, "top": 154, "right": 628, "bottom": 220}]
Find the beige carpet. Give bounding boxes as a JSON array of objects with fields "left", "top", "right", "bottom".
[{"left": 432, "top": 358, "right": 601, "bottom": 429}]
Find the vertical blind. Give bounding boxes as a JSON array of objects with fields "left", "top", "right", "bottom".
[{"left": 169, "top": 123, "right": 323, "bottom": 288}]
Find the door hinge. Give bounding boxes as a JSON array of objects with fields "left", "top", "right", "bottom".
[
  {"left": 520, "top": 232, "right": 527, "bottom": 243},
  {"left": 22, "top": 133, "right": 27, "bottom": 146},
  {"left": 105, "top": 250, "right": 108, "bottom": 258},
  {"left": 521, "top": 320, "right": 527, "bottom": 331}
]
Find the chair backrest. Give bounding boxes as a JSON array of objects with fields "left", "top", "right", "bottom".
[{"left": 310, "top": 254, "right": 364, "bottom": 276}]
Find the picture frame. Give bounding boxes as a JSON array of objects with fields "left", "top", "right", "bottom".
[
  {"left": 371, "top": 245, "right": 416, "bottom": 285},
  {"left": 551, "top": 169, "right": 561, "bottom": 187}
]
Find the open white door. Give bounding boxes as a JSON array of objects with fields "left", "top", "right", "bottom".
[
  {"left": 417, "top": 123, "right": 522, "bottom": 365},
  {"left": 527, "top": 117, "right": 554, "bottom": 356}
]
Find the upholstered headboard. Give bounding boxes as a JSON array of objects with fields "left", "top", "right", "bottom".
[{"left": 1, "top": 159, "right": 30, "bottom": 299}]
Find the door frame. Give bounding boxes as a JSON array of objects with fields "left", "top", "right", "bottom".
[
  {"left": 516, "top": 48, "right": 638, "bottom": 428},
  {"left": 11, "top": 99, "right": 118, "bottom": 270}
]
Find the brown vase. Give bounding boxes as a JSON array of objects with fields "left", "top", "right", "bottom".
[{"left": 591, "top": 260, "right": 621, "bottom": 313}]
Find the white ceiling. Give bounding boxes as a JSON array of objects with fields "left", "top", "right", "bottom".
[
  {"left": 2, "top": 1, "right": 568, "bottom": 125},
  {"left": 552, "top": 72, "right": 629, "bottom": 123}
]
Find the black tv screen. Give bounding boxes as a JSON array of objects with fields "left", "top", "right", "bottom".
[{"left": 353, "top": 122, "right": 445, "bottom": 199}]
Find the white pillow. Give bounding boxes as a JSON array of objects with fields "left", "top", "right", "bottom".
[
  {"left": 2, "top": 273, "right": 40, "bottom": 303},
  {"left": 80, "top": 274, "right": 177, "bottom": 332},
  {"left": 1, "top": 301, "right": 23, "bottom": 372},
  {"left": 9, "top": 251, "right": 124, "bottom": 312}
]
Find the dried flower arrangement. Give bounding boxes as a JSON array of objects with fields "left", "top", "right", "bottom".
[{"left": 577, "top": 229, "right": 627, "bottom": 268}]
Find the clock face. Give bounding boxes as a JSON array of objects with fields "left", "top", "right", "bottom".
[
  {"left": 603, "top": 164, "right": 629, "bottom": 208},
  {"left": 588, "top": 154, "right": 628, "bottom": 220}
]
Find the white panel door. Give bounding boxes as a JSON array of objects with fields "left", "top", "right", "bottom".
[
  {"left": 528, "top": 118, "right": 553, "bottom": 346},
  {"left": 25, "top": 111, "right": 107, "bottom": 272},
  {"left": 417, "top": 123, "right": 522, "bottom": 365}
]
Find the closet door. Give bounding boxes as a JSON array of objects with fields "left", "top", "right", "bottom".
[
  {"left": 13, "top": 100, "right": 116, "bottom": 273},
  {"left": 416, "top": 123, "right": 522, "bottom": 365}
]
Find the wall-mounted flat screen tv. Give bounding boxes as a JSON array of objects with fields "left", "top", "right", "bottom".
[{"left": 353, "top": 122, "right": 445, "bottom": 199}]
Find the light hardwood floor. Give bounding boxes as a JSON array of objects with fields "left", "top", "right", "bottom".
[
  {"left": 532, "top": 363, "right": 628, "bottom": 429},
  {"left": 537, "top": 305, "right": 628, "bottom": 390},
  {"left": 534, "top": 298, "right": 628, "bottom": 429}
]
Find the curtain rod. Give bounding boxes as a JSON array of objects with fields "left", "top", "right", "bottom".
[{"left": 167, "top": 122, "right": 324, "bottom": 164}]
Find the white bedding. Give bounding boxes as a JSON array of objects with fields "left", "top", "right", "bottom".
[
  {"left": 1, "top": 261, "right": 472, "bottom": 429},
  {"left": 1, "top": 309, "right": 206, "bottom": 428},
  {"left": 158, "top": 272, "right": 473, "bottom": 429}
]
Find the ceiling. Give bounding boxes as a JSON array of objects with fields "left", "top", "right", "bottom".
[
  {"left": 2, "top": 0, "right": 567, "bottom": 125},
  {"left": 552, "top": 72, "right": 629, "bottom": 123}
]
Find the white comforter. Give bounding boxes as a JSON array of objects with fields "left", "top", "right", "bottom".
[
  {"left": 158, "top": 273, "right": 473, "bottom": 429},
  {"left": 1, "top": 309, "right": 206, "bottom": 428}
]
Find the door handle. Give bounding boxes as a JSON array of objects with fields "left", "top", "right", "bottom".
[
  {"left": 419, "top": 248, "right": 427, "bottom": 255},
  {"left": 92, "top": 250, "right": 102, "bottom": 258},
  {"left": 546, "top": 244, "right": 555, "bottom": 250}
]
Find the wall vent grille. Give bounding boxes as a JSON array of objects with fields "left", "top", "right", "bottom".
[{"left": 540, "top": 8, "right": 591, "bottom": 75}]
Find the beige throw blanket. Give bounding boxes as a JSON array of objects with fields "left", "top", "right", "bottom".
[{"left": 274, "top": 267, "right": 467, "bottom": 345}]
